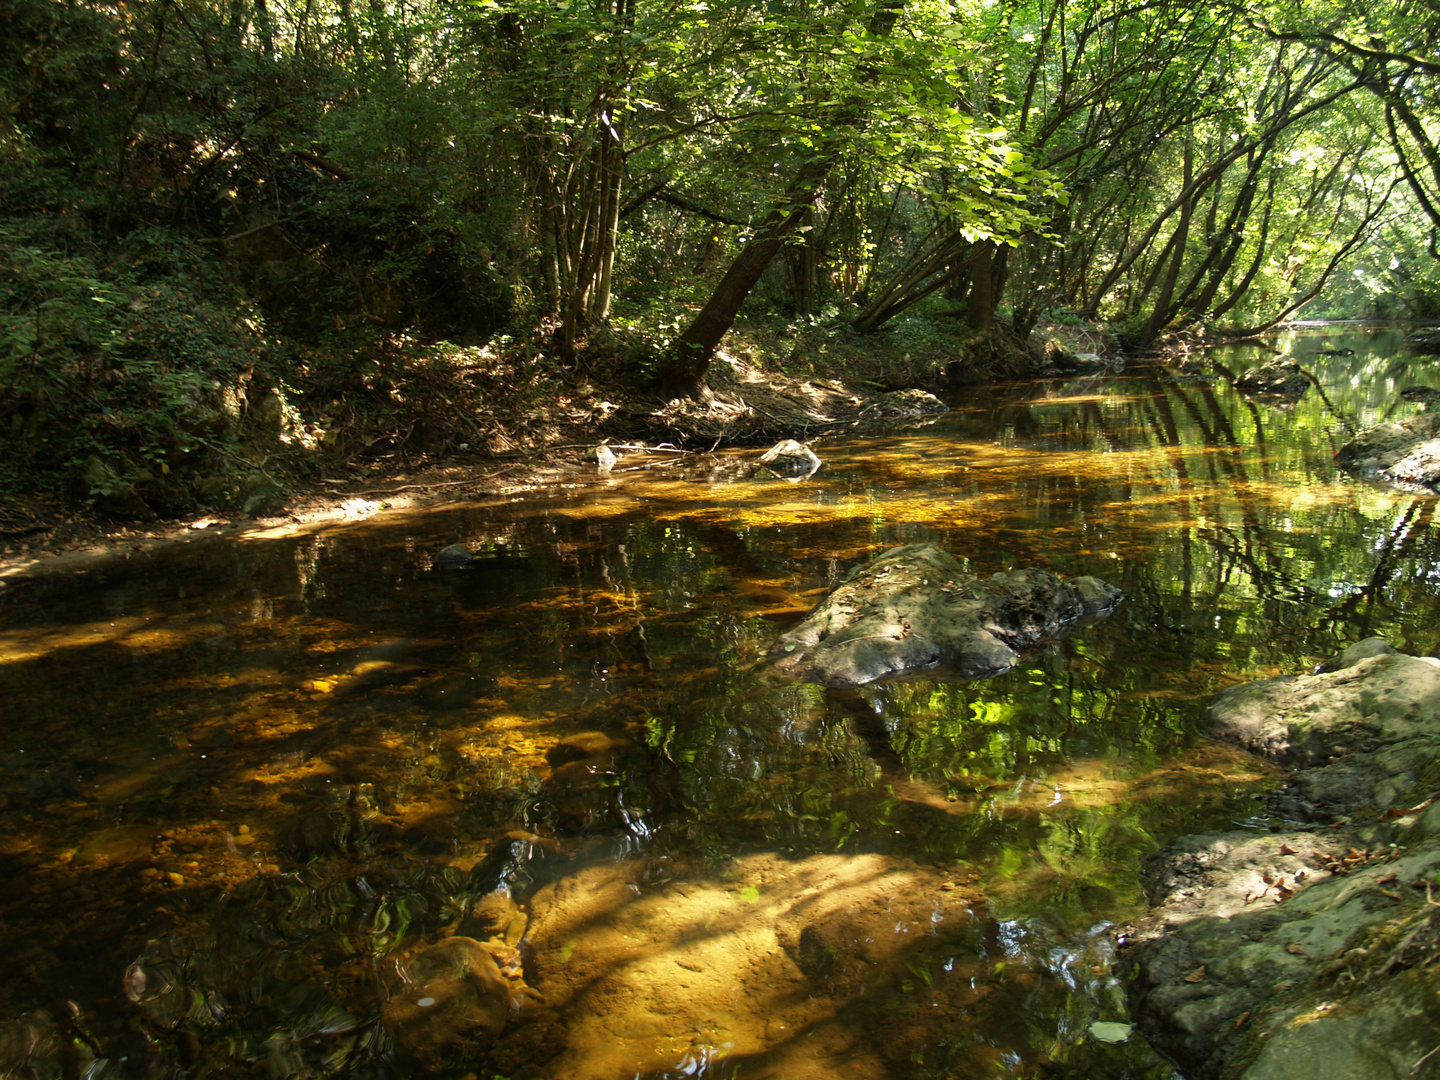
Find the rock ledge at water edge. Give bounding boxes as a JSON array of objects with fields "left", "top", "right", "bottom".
[
  {"left": 767, "top": 543, "right": 1122, "bottom": 688},
  {"left": 1335, "top": 411, "right": 1440, "bottom": 493},
  {"left": 1119, "top": 639, "right": 1440, "bottom": 1080}
]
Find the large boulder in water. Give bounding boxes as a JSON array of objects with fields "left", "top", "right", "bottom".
[
  {"left": 767, "top": 543, "right": 1121, "bottom": 688},
  {"left": 1335, "top": 411, "right": 1440, "bottom": 492},
  {"left": 1203, "top": 637, "right": 1440, "bottom": 791},
  {"left": 1234, "top": 356, "right": 1310, "bottom": 395}
]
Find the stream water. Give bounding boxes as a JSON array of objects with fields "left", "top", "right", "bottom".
[{"left": 2, "top": 326, "right": 1440, "bottom": 1080}]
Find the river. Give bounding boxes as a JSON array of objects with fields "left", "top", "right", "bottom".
[{"left": 1, "top": 326, "right": 1437, "bottom": 1080}]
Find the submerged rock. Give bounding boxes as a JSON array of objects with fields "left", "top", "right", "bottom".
[
  {"left": 382, "top": 936, "right": 533, "bottom": 1070},
  {"left": 1405, "top": 327, "right": 1440, "bottom": 354},
  {"left": 436, "top": 544, "right": 474, "bottom": 569},
  {"left": 1335, "top": 412, "right": 1440, "bottom": 492},
  {"left": 1233, "top": 356, "right": 1310, "bottom": 396},
  {"left": 1399, "top": 386, "right": 1440, "bottom": 406},
  {"left": 523, "top": 729, "right": 648, "bottom": 838},
  {"left": 767, "top": 543, "right": 1121, "bottom": 688},
  {"left": 1120, "top": 639, "right": 1440, "bottom": 1080},
  {"left": 287, "top": 784, "right": 385, "bottom": 860},
  {"left": 0, "top": 1010, "right": 87, "bottom": 1079},
  {"left": 1162, "top": 358, "right": 1217, "bottom": 386}
]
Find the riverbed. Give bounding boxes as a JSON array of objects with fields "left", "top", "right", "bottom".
[{"left": 1, "top": 327, "right": 1437, "bottom": 1079}]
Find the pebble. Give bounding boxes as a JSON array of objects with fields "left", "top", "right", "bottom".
[{"left": 166, "top": 872, "right": 185, "bottom": 886}]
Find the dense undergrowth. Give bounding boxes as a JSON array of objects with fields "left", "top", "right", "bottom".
[
  {"left": 0, "top": 214, "right": 1043, "bottom": 534},
  {"left": 8, "top": 0, "right": 1424, "bottom": 535}
]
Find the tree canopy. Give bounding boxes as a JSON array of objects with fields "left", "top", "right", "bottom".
[{"left": 1, "top": 0, "right": 1437, "bottom": 509}]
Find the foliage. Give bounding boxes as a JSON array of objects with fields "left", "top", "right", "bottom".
[
  {"left": 0, "top": 0, "right": 1436, "bottom": 512},
  {"left": 0, "top": 224, "right": 280, "bottom": 510}
]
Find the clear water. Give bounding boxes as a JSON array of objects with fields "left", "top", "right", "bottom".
[{"left": 1, "top": 326, "right": 1438, "bottom": 1079}]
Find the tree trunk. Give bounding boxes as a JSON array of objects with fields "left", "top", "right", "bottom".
[
  {"left": 852, "top": 231, "right": 978, "bottom": 333},
  {"left": 966, "top": 243, "right": 997, "bottom": 332},
  {"left": 592, "top": 140, "right": 623, "bottom": 321},
  {"left": 1135, "top": 135, "right": 1194, "bottom": 347},
  {"left": 657, "top": 0, "right": 904, "bottom": 398}
]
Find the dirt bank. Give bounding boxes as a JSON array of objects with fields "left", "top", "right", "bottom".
[{"left": 0, "top": 353, "right": 891, "bottom": 589}]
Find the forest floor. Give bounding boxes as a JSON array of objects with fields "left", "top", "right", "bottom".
[{"left": 0, "top": 317, "right": 1116, "bottom": 591}]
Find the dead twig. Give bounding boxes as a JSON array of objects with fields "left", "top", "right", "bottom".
[
  {"left": 329, "top": 466, "right": 529, "bottom": 498},
  {"left": 1413, "top": 1041, "right": 1440, "bottom": 1074}
]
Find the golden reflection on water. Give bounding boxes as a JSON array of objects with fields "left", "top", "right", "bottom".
[{"left": 3, "top": 340, "right": 1440, "bottom": 1078}]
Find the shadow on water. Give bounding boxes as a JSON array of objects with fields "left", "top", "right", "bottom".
[{"left": 2, "top": 328, "right": 1440, "bottom": 1078}]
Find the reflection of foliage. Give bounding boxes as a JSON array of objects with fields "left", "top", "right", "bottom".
[
  {"left": 121, "top": 865, "right": 481, "bottom": 1078},
  {"left": 645, "top": 642, "right": 1205, "bottom": 881},
  {"left": 988, "top": 810, "right": 1156, "bottom": 925}
]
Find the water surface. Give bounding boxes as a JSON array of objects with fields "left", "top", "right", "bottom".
[{"left": 2, "top": 327, "right": 1438, "bottom": 1079}]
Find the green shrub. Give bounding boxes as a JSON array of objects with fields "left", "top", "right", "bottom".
[{"left": 0, "top": 225, "right": 278, "bottom": 511}]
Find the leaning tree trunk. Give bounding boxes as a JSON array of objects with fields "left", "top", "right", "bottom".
[
  {"left": 1134, "top": 134, "right": 1194, "bottom": 348},
  {"left": 657, "top": 159, "right": 829, "bottom": 400},
  {"left": 657, "top": 0, "right": 904, "bottom": 400}
]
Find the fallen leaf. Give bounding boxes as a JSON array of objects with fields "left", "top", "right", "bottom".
[
  {"left": 1285, "top": 943, "right": 1306, "bottom": 956},
  {"left": 1380, "top": 888, "right": 1402, "bottom": 900},
  {"left": 1376, "top": 872, "right": 1398, "bottom": 885},
  {"left": 1278, "top": 843, "right": 1297, "bottom": 856},
  {"left": 1184, "top": 966, "right": 1207, "bottom": 983},
  {"left": 1233, "top": 1010, "right": 1251, "bottom": 1030},
  {"left": 1260, "top": 873, "right": 1274, "bottom": 885}
]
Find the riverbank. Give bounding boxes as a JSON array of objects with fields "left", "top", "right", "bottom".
[{"left": 0, "top": 318, "right": 1113, "bottom": 587}]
